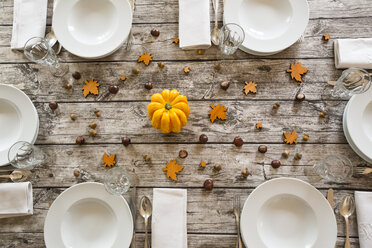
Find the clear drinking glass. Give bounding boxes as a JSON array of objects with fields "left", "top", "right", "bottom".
[
  {"left": 313, "top": 154, "right": 353, "bottom": 183},
  {"left": 104, "top": 167, "right": 131, "bottom": 195},
  {"left": 8, "top": 141, "right": 48, "bottom": 170},
  {"left": 218, "top": 23, "right": 245, "bottom": 55},
  {"left": 24, "top": 37, "right": 69, "bottom": 77},
  {"left": 332, "top": 68, "right": 371, "bottom": 97}
]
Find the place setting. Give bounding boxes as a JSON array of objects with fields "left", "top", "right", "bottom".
[{"left": 2, "top": 0, "right": 372, "bottom": 247}]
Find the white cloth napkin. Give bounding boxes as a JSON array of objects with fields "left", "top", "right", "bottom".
[
  {"left": 152, "top": 188, "right": 187, "bottom": 248},
  {"left": 334, "top": 38, "right": 372, "bottom": 69},
  {"left": 178, "top": 0, "right": 211, "bottom": 50},
  {"left": 0, "top": 182, "right": 33, "bottom": 218},
  {"left": 355, "top": 191, "right": 372, "bottom": 247},
  {"left": 11, "top": 0, "right": 48, "bottom": 50}
]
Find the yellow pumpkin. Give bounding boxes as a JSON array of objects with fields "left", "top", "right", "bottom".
[{"left": 148, "top": 89, "right": 190, "bottom": 133}]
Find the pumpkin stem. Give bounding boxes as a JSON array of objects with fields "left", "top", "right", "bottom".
[{"left": 165, "top": 103, "right": 172, "bottom": 110}]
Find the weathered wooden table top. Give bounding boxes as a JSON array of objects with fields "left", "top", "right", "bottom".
[{"left": 1, "top": 0, "right": 372, "bottom": 247}]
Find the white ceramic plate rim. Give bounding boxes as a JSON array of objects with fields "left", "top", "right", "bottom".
[
  {"left": 224, "top": 0, "right": 309, "bottom": 53},
  {"left": 240, "top": 177, "right": 337, "bottom": 248},
  {"left": 52, "top": 0, "right": 132, "bottom": 59},
  {"left": 0, "top": 84, "right": 38, "bottom": 166},
  {"left": 343, "top": 101, "right": 372, "bottom": 164},
  {"left": 345, "top": 86, "right": 372, "bottom": 159},
  {"left": 44, "top": 182, "right": 133, "bottom": 248}
]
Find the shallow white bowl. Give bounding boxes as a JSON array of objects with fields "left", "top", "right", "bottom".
[
  {"left": 53, "top": 0, "right": 132, "bottom": 59},
  {"left": 224, "top": 0, "right": 309, "bottom": 54}
]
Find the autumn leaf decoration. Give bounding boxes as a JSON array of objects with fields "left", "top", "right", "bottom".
[
  {"left": 244, "top": 81, "right": 257, "bottom": 95},
  {"left": 138, "top": 51, "right": 153, "bottom": 66},
  {"left": 283, "top": 130, "right": 298, "bottom": 144},
  {"left": 82, "top": 80, "right": 100, "bottom": 97},
  {"left": 162, "top": 160, "right": 184, "bottom": 181},
  {"left": 102, "top": 153, "right": 116, "bottom": 167},
  {"left": 286, "top": 62, "right": 308, "bottom": 82},
  {"left": 184, "top": 66, "right": 190, "bottom": 73},
  {"left": 256, "top": 123, "right": 262, "bottom": 129},
  {"left": 323, "top": 34, "right": 330, "bottom": 41},
  {"left": 209, "top": 104, "right": 227, "bottom": 123},
  {"left": 200, "top": 160, "right": 207, "bottom": 168},
  {"left": 172, "top": 38, "right": 179, "bottom": 44}
]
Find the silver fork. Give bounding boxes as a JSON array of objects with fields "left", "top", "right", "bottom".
[
  {"left": 233, "top": 195, "right": 243, "bottom": 248},
  {"left": 126, "top": 0, "right": 135, "bottom": 51},
  {"left": 355, "top": 167, "right": 372, "bottom": 176}
]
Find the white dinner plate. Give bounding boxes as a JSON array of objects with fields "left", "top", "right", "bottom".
[
  {"left": 224, "top": 0, "right": 309, "bottom": 55},
  {"left": 44, "top": 182, "right": 133, "bottom": 248},
  {"left": 240, "top": 178, "right": 337, "bottom": 248},
  {"left": 342, "top": 91, "right": 372, "bottom": 164},
  {"left": 53, "top": 0, "right": 132, "bottom": 59},
  {"left": 0, "top": 84, "right": 38, "bottom": 166}
]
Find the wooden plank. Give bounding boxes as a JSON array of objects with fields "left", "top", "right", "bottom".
[
  {"left": 0, "top": 232, "right": 361, "bottom": 248},
  {"left": 32, "top": 100, "right": 348, "bottom": 144},
  {"left": 0, "top": 188, "right": 364, "bottom": 238},
  {"left": 1, "top": 17, "right": 372, "bottom": 62},
  {"left": 1, "top": 0, "right": 372, "bottom": 26},
  {"left": 9, "top": 144, "right": 371, "bottom": 189}
]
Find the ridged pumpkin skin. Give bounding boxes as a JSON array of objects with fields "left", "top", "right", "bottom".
[{"left": 148, "top": 89, "right": 190, "bottom": 133}]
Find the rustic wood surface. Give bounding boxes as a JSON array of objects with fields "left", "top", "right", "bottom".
[{"left": 1, "top": 0, "right": 372, "bottom": 247}]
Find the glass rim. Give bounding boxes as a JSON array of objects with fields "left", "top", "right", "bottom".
[
  {"left": 23, "top": 36, "right": 52, "bottom": 61},
  {"left": 7, "top": 141, "right": 33, "bottom": 164},
  {"left": 315, "top": 154, "right": 353, "bottom": 171},
  {"left": 342, "top": 67, "right": 372, "bottom": 93},
  {"left": 220, "top": 23, "right": 246, "bottom": 42}
]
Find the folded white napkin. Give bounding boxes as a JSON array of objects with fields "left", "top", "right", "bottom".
[
  {"left": 0, "top": 182, "right": 33, "bottom": 218},
  {"left": 178, "top": 0, "right": 211, "bottom": 50},
  {"left": 334, "top": 39, "right": 372, "bottom": 69},
  {"left": 11, "top": 0, "right": 48, "bottom": 50},
  {"left": 355, "top": 191, "right": 372, "bottom": 248},
  {"left": 152, "top": 188, "right": 187, "bottom": 248}
]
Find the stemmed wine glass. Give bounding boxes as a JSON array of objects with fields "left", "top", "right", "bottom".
[{"left": 24, "top": 37, "right": 69, "bottom": 77}]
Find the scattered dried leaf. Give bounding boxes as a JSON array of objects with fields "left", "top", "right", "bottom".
[
  {"left": 172, "top": 38, "right": 179, "bottom": 44},
  {"left": 137, "top": 51, "right": 153, "bottom": 66},
  {"left": 283, "top": 130, "right": 298, "bottom": 144},
  {"left": 286, "top": 62, "right": 308, "bottom": 82},
  {"left": 120, "top": 74, "right": 126, "bottom": 81},
  {"left": 82, "top": 80, "right": 100, "bottom": 97},
  {"left": 102, "top": 153, "right": 116, "bottom": 167},
  {"left": 209, "top": 104, "right": 227, "bottom": 123},
  {"left": 256, "top": 123, "right": 262, "bottom": 129},
  {"left": 323, "top": 34, "right": 330, "bottom": 41},
  {"left": 244, "top": 81, "right": 257, "bottom": 95},
  {"left": 162, "top": 160, "right": 184, "bottom": 181},
  {"left": 184, "top": 66, "right": 190, "bottom": 73},
  {"left": 200, "top": 160, "right": 207, "bottom": 168}
]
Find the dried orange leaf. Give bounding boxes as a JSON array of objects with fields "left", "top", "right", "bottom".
[
  {"left": 209, "top": 104, "right": 227, "bottom": 123},
  {"left": 184, "top": 66, "right": 190, "bottom": 73},
  {"left": 323, "top": 34, "right": 330, "bottom": 41},
  {"left": 102, "top": 153, "right": 116, "bottom": 167},
  {"left": 82, "top": 80, "right": 100, "bottom": 97},
  {"left": 286, "top": 62, "right": 308, "bottom": 82},
  {"left": 137, "top": 51, "right": 153, "bottom": 66},
  {"left": 173, "top": 38, "right": 179, "bottom": 44},
  {"left": 200, "top": 160, "right": 207, "bottom": 168},
  {"left": 283, "top": 130, "right": 298, "bottom": 144},
  {"left": 256, "top": 123, "right": 262, "bottom": 129},
  {"left": 120, "top": 74, "right": 126, "bottom": 81},
  {"left": 244, "top": 81, "right": 257, "bottom": 95},
  {"left": 162, "top": 160, "right": 184, "bottom": 181}
]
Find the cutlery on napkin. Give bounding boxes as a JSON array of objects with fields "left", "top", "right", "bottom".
[
  {"left": 0, "top": 182, "right": 33, "bottom": 218},
  {"left": 178, "top": 0, "right": 211, "bottom": 50},
  {"left": 355, "top": 191, "right": 372, "bottom": 248},
  {"left": 152, "top": 188, "right": 187, "bottom": 248},
  {"left": 11, "top": 0, "right": 48, "bottom": 50},
  {"left": 334, "top": 38, "right": 372, "bottom": 69}
]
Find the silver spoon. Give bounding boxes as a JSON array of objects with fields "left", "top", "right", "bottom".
[
  {"left": 140, "top": 196, "right": 152, "bottom": 248},
  {"left": 45, "top": 28, "right": 58, "bottom": 48},
  {"left": 0, "top": 169, "right": 29, "bottom": 182},
  {"left": 211, "top": 0, "right": 219, "bottom": 45},
  {"left": 339, "top": 195, "right": 355, "bottom": 248}
]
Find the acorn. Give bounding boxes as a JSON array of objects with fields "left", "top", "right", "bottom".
[
  {"left": 294, "top": 153, "right": 302, "bottom": 160},
  {"left": 273, "top": 102, "right": 280, "bottom": 109},
  {"left": 70, "top": 114, "right": 77, "bottom": 120},
  {"left": 214, "top": 164, "right": 221, "bottom": 171},
  {"left": 220, "top": 81, "right": 230, "bottom": 90},
  {"left": 179, "top": 150, "right": 188, "bottom": 159},
  {"left": 296, "top": 92, "right": 306, "bottom": 102},
  {"left": 282, "top": 150, "right": 290, "bottom": 158},
  {"left": 204, "top": 179, "right": 214, "bottom": 191},
  {"left": 76, "top": 136, "right": 85, "bottom": 145},
  {"left": 89, "top": 122, "right": 97, "bottom": 129},
  {"left": 199, "top": 134, "right": 208, "bottom": 144},
  {"left": 122, "top": 137, "right": 131, "bottom": 146},
  {"left": 258, "top": 145, "right": 267, "bottom": 153},
  {"left": 49, "top": 101, "right": 58, "bottom": 110},
  {"left": 234, "top": 136, "right": 244, "bottom": 147},
  {"left": 271, "top": 160, "right": 281, "bottom": 169}
]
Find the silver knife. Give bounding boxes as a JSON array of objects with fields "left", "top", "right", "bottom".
[
  {"left": 130, "top": 172, "right": 138, "bottom": 248},
  {"left": 327, "top": 188, "right": 334, "bottom": 211}
]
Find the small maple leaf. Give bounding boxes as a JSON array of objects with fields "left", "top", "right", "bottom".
[
  {"left": 283, "top": 130, "right": 298, "bottom": 144},
  {"left": 256, "top": 123, "right": 262, "bottom": 129},
  {"left": 244, "top": 81, "right": 257, "bottom": 95},
  {"left": 162, "top": 160, "right": 184, "bottom": 181},
  {"left": 286, "top": 62, "right": 308, "bottom": 82},
  {"left": 137, "top": 51, "right": 153, "bottom": 66},
  {"left": 209, "top": 104, "right": 227, "bottom": 123},
  {"left": 102, "top": 153, "right": 116, "bottom": 167},
  {"left": 172, "top": 38, "right": 179, "bottom": 44},
  {"left": 120, "top": 74, "right": 126, "bottom": 81},
  {"left": 200, "top": 160, "right": 207, "bottom": 168},
  {"left": 323, "top": 34, "right": 330, "bottom": 41},
  {"left": 82, "top": 80, "right": 100, "bottom": 97},
  {"left": 184, "top": 66, "right": 190, "bottom": 73}
]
